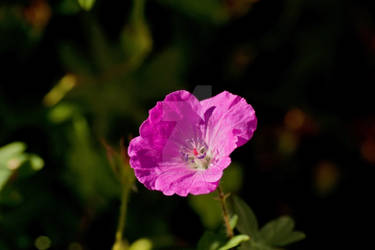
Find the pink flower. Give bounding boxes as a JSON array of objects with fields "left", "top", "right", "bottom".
[{"left": 128, "top": 90, "right": 257, "bottom": 196}]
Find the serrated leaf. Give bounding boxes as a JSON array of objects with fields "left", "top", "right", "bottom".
[
  {"left": 218, "top": 234, "right": 250, "bottom": 250},
  {"left": 276, "top": 231, "right": 306, "bottom": 246},
  {"left": 260, "top": 216, "right": 304, "bottom": 246},
  {"left": 238, "top": 240, "right": 275, "bottom": 250},
  {"left": 198, "top": 230, "right": 250, "bottom": 250},
  {"left": 230, "top": 196, "right": 259, "bottom": 238}
]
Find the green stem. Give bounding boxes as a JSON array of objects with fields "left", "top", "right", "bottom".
[
  {"left": 218, "top": 185, "right": 234, "bottom": 238},
  {"left": 115, "top": 186, "right": 130, "bottom": 243}
]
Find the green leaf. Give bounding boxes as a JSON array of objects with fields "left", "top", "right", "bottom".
[
  {"left": 259, "top": 216, "right": 305, "bottom": 246},
  {"left": 230, "top": 196, "right": 259, "bottom": 238},
  {"left": 198, "top": 231, "right": 249, "bottom": 250},
  {"left": 228, "top": 198, "right": 305, "bottom": 249},
  {"left": 218, "top": 234, "right": 250, "bottom": 250},
  {"left": 238, "top": 241, "right": 274, "bottom": 250}
]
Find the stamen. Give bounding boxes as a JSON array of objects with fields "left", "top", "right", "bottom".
[
  {"left": 197, "top": 152, "right": 206, "bottom": 159},
  {"left": 180, "top": 138, "right": 211, "bottom": 170}
]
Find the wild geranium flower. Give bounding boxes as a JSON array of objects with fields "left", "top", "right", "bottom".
[{"left": 128, "top": 90, "right": 257, "bottom": 196}]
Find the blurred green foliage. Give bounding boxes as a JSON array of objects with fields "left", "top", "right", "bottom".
[
  {"left": 159, "top": 0, "right": 229, "bottom": 24},
  {"left": 78, "top": 0, "right": 96, "bottom": 12},
  {"left": 1, "top": 0, "right": 374, "bottom": 249},
  {"left": 0, "top": 142, "right": 44, "bottom": 191}
]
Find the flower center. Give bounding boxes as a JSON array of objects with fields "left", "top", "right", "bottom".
[{"left": 180, "top": 138, "right": 211, "bottom": 170}]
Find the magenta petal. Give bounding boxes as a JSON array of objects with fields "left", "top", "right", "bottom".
[
  {"left": 128, "top": 90, "right": 204, "bottom": 195},
  {"left": 139, "top": 102, "right": 176, "bottom": 152},
  {"left": 202, "top": 156, "right": 231, "bottom": 182},
  {"left": 187, "top": 157, "right": 231, "bottom": 195},
  {"left": 201, "top": 91, "right": 257, "bottom": 155},
  {"left": 128, "top": 136, "right": 160, "bottom": 190},
  {"left": 128, "top": 90, "right": 257, "bottom": 197},
  {"left": 153, "top": 157, "right": 231, "bottom": 196},
  {"left": 164, "top": 90, "right": 201, "bottom": 113},
  {"left": 188, "top": 179, "right": 220, "bottom": 195},
  {"left": 139, "top": 90, "right": 203, "bottom": 151},
  {"left": 155, "top": 165, "right": 196, "bottom": 196}
]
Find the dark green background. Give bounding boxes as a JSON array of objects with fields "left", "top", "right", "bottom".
[{"left": 1, "top": 0, "right": 374, "bottom": 249}]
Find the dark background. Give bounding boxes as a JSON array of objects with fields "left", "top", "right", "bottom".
[{"left": 1, "top": 0, "right": 374, "bottom": 249}]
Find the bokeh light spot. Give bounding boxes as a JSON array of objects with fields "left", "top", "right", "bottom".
[
  {"left": 68, "top": 242, "right": 83, "bottom": 250},
  {"left": 284, "top": 108, "right": 305, "bottom": 131},
  {"left": 361, "top": 139, "right": 375, "bottom": 164},
  {"left": 43, "top": 74, "right": 77, "bottom": 107},
  {"left": 30, "top": 155, "right": 44, "bottom": 170},
  {"left": 24, "top": 0, "right": 51, "bottom": 30},
  {"left": 313, "top": 161, "right": 340, "bottom": 197},
  {"left": 34, "top": 235, "right": 51, "bottom": 250},
  {"left": 278, "top": 130, "right": 298, "bottom": 155}
]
